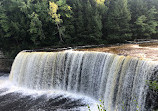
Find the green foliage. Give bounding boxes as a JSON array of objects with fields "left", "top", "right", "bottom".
[
  {"left": 0, "top": 0, "right": 158, "bottom": 57},
  {"left": 135, "top": 15, "right": 148, "bottom": 37},
  {"left": 147, "top": 80, "right": 158, "bottom": 91},
  {"left": 88, "top": 98, "right": 142, "bottom": 111},
  {"left": 106, "top": 0, "right": 132, "bottom": 42},
  {"left": 97, "top": 99, "right": 106, "bottom": 111},
  {"left": 134, "top": 6, "right": 158, "bottom": 38},
  {"left": 29, "top": 12, "right": 45, "bottom": 44},
  {"left": 49, "top": 0, "right": 72, "bottom": 43},
  {"left": 129, "top": 0, "right": 158, "bottom": 39}
]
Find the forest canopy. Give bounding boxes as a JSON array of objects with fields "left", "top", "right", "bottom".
[{"left": 0, "top": 0, "right": 158, "bottom": 57}]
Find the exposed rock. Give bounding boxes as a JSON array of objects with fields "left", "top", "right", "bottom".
[
  {"left": 145, "top": 65, "right": 158, "bottom": 111},
  {"left": 0, "top": 51, "right": 13, "bottom": 73}
]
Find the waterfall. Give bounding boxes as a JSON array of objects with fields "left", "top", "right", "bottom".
[{"left": 9, "top": 51, "right": 158, "bottom": 111}]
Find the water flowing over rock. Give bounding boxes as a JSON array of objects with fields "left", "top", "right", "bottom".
[{"left": 9, "top": 51, "right": 158, "bottom": 111}]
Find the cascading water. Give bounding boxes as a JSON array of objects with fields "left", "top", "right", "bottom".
[{"left": 4, "top": 50, "right": 157, "bottom": 111}]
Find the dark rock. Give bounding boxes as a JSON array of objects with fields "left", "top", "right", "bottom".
[
  {"left": 0, "top": 51, "right": 13, "bottom": 73},
  {"left": 145, "top": 65, "right": 158, "bottom": 111}
]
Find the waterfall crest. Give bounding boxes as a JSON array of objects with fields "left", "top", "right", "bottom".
[{"left": 9, "top": 51, "right": 158, "bottom": 111}]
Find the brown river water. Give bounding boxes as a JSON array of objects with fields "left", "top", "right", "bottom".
[{"left": 76, "top": 43, "right": 158, "bottom": 61}]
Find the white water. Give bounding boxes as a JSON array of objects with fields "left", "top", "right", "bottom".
[
  {"left": 0, "top": 76, "right": 98, "bottom": 111},
  {"left": 6, "top": 51, "right": 158, "bottom": 111}
]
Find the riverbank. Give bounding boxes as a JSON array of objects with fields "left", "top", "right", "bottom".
[
  {"left": 0, "top": 51, "right": 13, "bottom": 73},
  {"left": 1, "top": 42, "right": 158, "bottom": 73}
]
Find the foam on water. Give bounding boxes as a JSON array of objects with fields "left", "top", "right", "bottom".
[{"left": 0, "top": 76, "right": 99, "bottom": 111}]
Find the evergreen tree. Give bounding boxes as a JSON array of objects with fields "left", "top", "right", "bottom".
[
  {"left": 0, "top": 0, "right": 31, "bottom": 57},
  {"left": 67, "top": 0, "right": 85, "bottom": 44},
  {"left": 135, "top": 7, "right": 157, "bottom": 38},
  {"left": 129, "top": 0, "right": 147, "bottom": 39},
  {"left": 106, "top": 0, "right": 131, "bottom": 42},
  {"left": 129, "top": 0, "right": 158, "bottom": 39},
  {"left": 80, "top": 0, "right": 103, "bottom": 44}
]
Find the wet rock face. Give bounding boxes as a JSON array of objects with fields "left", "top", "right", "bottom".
[
  {"left": 0, "top": 51, "right": 13, "bottom": 73},
  {"left": 145, "top": 66, "right": 158, "bottom": 111}
]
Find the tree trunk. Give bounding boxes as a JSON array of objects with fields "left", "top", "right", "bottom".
[{"left": 57, "top": 24, "right": 64, "bottom": 43}]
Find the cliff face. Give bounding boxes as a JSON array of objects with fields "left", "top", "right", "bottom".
[{"left": 0, "top": 51, "right": 13, "bottom": 74}]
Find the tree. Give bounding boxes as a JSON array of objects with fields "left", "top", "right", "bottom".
[
  {"left": 0, "top": 0, "right": 157, "bottom": 57},
  {"left": 29, "top": 12, "right": 45, "bottom": 44},
  {"left": 128, "top": 0, "right": 148, "bottom": 39},
  {"left": 49, "top": 0, "right": 72, "bottom": 43},
  {"left": 135, "top": 15, "right": 148, "bottom": 38},
  {"left": 135, "top": 7, "right": 157, "bottom": 39},
  {"left": 77, "top": 0, "right": 103, "bottom": 44},
  {"left": 106, "top": 0, "right": 131, "bottom": 42},
  {"left": 146, "top": 7, "right": 158, "bottom": 38},
  {"left": 0, "top": 0, "right": 31, "bottom": 57},
  {"left": 66, "top": 0, "right": 85, "bottom": 45},
  {"left": 49, "top": 1, "right": 64, "bottom": 43}
]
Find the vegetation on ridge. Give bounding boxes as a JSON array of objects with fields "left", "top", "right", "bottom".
[{"left": 0, "top": 0, "right": 157, "bottom": 57}]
